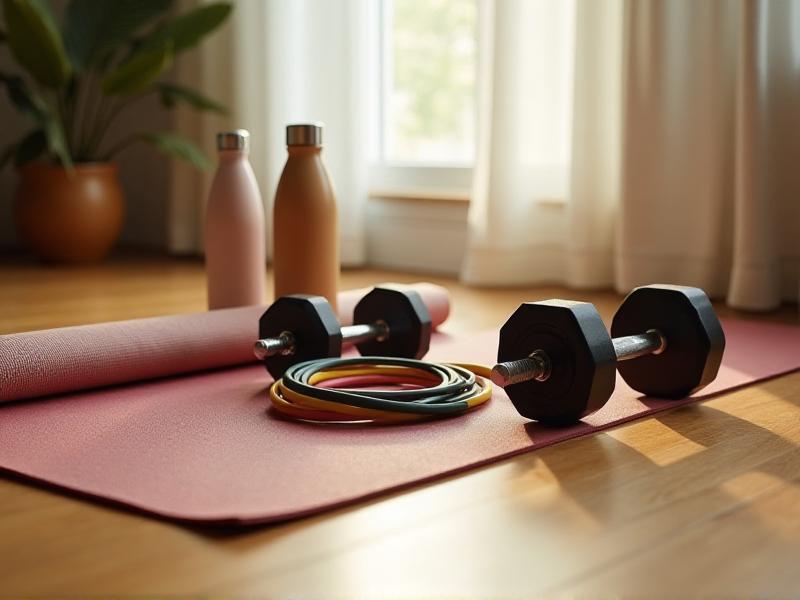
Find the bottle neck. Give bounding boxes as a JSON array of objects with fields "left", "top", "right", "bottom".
[
  {"left": 287, "top": 145, "right": 322, "bottom": 158},
  {"left": 217, "top": 149, "right": 248, "bottom": 164}
]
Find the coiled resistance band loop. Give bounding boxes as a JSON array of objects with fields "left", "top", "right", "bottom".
[{"left": 270, "top": 356, "right": 493, "bottom": 424}]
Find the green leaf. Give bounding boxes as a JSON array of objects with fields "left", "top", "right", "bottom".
[
  {"left": 2, "top": 0, "right": 71, "bottom": 88},
  {"left": 142, "top": 3, "right": 231, "bottom": 54},
  {"left": 42, "top": 110, "right": 71, "bottom": 168},
  {"left": 0, "top": 74, "right": 69, "bottom": 166},
  {"left": 13, "top": 129, "right": 46, "bottom": 165},
  {"left": 141, "top": 132, "right": 211, "bottom": 170},
  {"left": 29, "top": 0, "right": 57, "bottom": 30},
  {"left": 157, "top": 82, "right": 227, "bottom": 114},
  {"left": 102, "top": 42, "right": 172, "bottom": 95},
  {"left": 0, "top": 72, "right": 49, "bottom": 121},
  {"left": 63, "top": 0, "right": 174, "bottom": 72}
]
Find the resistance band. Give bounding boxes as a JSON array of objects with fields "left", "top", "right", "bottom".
[{"left": 270, "top": 356, "right": 493, "bottom": 424}]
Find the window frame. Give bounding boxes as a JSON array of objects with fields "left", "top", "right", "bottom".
[{"left": 368, "top": 0, "right": 478, "bottom": 199}]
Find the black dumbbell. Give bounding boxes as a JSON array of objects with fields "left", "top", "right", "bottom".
[
  {"left": 253, "top": 286, "right": 432, "bottom": 379},
  {"left": 491, "top": 285, "right": 726, "bottom": 424}
]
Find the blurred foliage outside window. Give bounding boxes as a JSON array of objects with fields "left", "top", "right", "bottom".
[{"left": 384, "top": 0, "right": 477, "bottom": 165}]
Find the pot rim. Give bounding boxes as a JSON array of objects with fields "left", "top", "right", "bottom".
[{"left": 18, "top": 161, "right": 119, "bottom": 175}]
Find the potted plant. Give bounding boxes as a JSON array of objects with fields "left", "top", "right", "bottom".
[{"left": 0, "top": 0, "right": 231, "bottom": 262}]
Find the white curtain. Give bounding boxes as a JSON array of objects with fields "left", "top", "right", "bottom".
[
  {"left": 463, "top": 0, "right": 800, "bottom": 310},
  {"left": 172, "top": 0, "right": 800, "bottom": 310},
  {"left": 169, "top": 0, "right": 369, "bottom": 266}
]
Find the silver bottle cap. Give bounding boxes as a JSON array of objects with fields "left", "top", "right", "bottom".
[
  {"left": 286, "top": 123, "right": 323, "bottom": 147},
  {"left": 217, "top": 129, "right": 250, "bottom": 151}
]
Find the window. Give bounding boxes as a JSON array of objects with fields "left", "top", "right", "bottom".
[
  {"left": 370, "top": 0, "right": 478, "bottom": 195},
  {"left": 382, "top": 0, "right": 478, "bottom": 164},
  {"left": 368, "top": 0, "right": 574, "bottom": 201}
]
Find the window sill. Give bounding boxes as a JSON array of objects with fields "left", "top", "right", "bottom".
[
  {"left": 368, "top": 189, "right": 567, "bottom": 207},
  {"left": 368, "top": 188, "right": 471, "bottom": 203}
]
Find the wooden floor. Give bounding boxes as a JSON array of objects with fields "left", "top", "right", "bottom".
[{"left": 1, "top": 252, "right": 799, "bottom": 597}]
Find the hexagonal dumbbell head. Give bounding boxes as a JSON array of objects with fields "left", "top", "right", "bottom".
[
  {"left": 610, "top": 284, "right": 725, "bottom": 398},
  {"left": 497, "top": 300, "right": 617, "bottom": 424},
  {"left": 352, "top": 287, "right": 432, "bottom": 359},
  {"left": 258, "top": 295, "right": 343, "bottom": 379}
]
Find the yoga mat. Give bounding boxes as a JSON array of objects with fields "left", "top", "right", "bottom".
[
  {"left": 0, "top": 282, "right": 449, "bottom": 403},
  {"left": 0, "top": 316, "right": 798, "bottom": 526}
]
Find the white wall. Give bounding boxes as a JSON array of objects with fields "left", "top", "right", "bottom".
[{"left": 366, "top": 197, "right": 469, "bottom": 275}]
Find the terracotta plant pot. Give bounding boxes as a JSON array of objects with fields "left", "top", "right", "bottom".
[{"left": 15, "top": 162, "right": 125, "bottom": 262}]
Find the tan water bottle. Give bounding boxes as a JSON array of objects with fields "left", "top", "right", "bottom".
[
  {"left": 273, "top": 123, "right": 340, "bottom": 311},
  {"left": 205, "top": 130, "right": 266, "bottom": 309}
]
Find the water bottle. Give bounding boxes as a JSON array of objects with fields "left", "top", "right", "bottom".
[
  {"left": 272, "top": 123, "right": 340, "bottom": 311},
  {"left": 205, "top": 130, "right": 266, "bottom": 309}
]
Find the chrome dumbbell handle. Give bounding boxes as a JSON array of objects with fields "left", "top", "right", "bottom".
[
  {"left": 253, "top": 331, "right": 296, "bottom": 360},
  {"left": 253, "top": 320, "right": 390, "bottom": 361},
  {"left": 491, "top": 329, "right": 666, "bottom": 388},
  {"left": 611, "top": 329, "right": 666, "bottom": 361},
  {"left": 490, "top": 350, "right": 552, "bottom": 387},
  {"left": 342, "top": 320, "right": 390, "bottom": 346}
]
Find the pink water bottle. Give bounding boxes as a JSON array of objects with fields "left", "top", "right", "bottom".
[{"left": 205, "top": 130, "right": 266, "bottom": 309}]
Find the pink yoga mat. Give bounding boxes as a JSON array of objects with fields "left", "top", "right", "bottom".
[
  {"left": 0, "top": 315, "right": 798, "bottom": 525},
  {"left": 0, "top": 282, "right": 449, "bottom": 403}
]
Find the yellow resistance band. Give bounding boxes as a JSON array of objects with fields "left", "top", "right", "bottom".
[{"left": 270, "top": 357, "right": 493, "bottom": 424}]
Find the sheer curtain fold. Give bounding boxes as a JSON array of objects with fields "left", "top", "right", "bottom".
[
  {"left": 615, "top": 1, "right": 741, "bottom": 297},
  {"left": 172, "top": 0, "right": 799, "bottom": 309},
  {"left": 461, "top": 0, "right": 577, "bottom": 285},
  {"left": 566, "top": 0, "right": 623, "bottom": 289},
  {"left": 616, "top": 0, "right": 799, "bottom": 309},
  {"left": 169, "top": 0, "right": 368, "bottom": 266},
  {"left": 464, "top": 0, "right": 800, "bottom": 309}
]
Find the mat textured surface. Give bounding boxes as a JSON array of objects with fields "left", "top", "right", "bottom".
[{"left": 1, "top": 318, "right": 798, "bottom": 525}]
